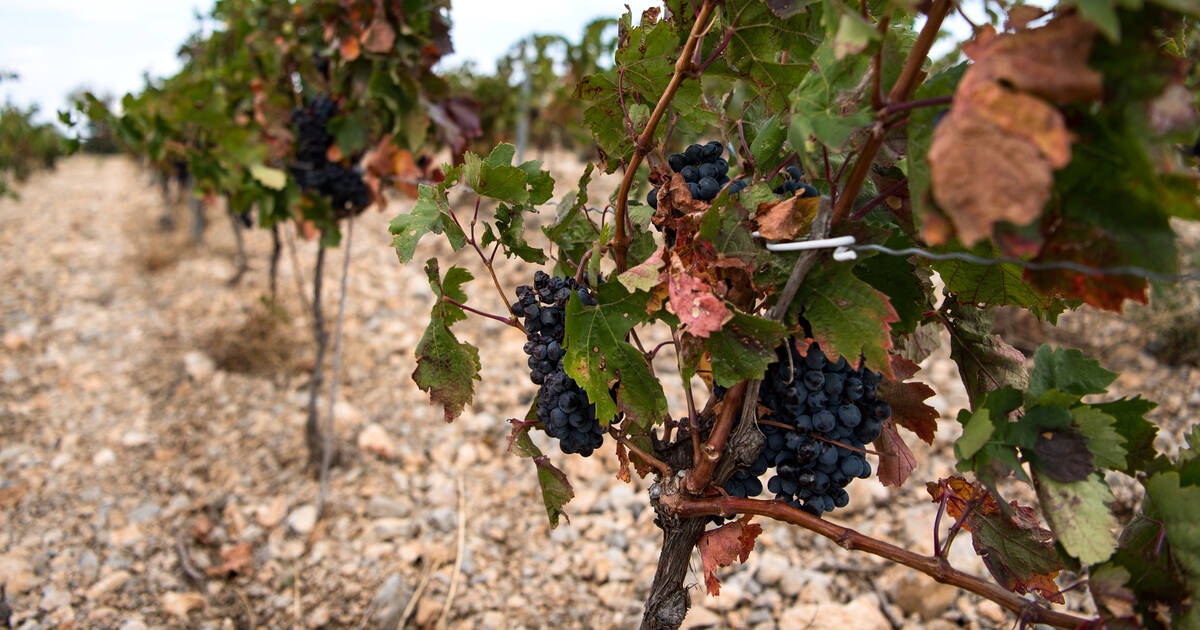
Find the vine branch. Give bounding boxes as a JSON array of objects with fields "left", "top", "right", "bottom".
[
  {"left": 664, "top": 493, "right": 1095, "bottom": 630},
  {"left": 611, "top": 0, "right": 717, "bottom": 272}
]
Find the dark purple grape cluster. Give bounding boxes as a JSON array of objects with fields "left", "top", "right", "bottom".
[
  {"left": 773, "top": 165, "right": 819, "bottom": 198},
  {"left": 647, "top": 140, "right": 744, "bottom": 208},
  {"left": 722, "top": 340, "right": 889, "bottom": 517},
  {"left": 512, "top": 272, "right": 611, "bottom": 456},
  {"left": 289, "top": 96, "right": 369, "bottom": 218}
]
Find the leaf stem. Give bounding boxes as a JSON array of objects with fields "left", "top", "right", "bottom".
[
  {"left": 443, "top": 296, "right": 522, "bottom": 329},
  {"left": 611, "top": 0, "right": 717, "bottom": 272},
  {"left": 882, "top": 95, "right": 952, "bottom": 117},
  {"left": 611, "top": 429, "right": 672, "bottom": 476},
  {"left": 848, "top": 177, "right": 908, "bottom": 222}
]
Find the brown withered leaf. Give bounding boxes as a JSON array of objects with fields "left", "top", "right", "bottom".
[
  {"left": 754, "top": 196, "right": 819, "bottom": 240},
  {"left": 615, "top": 443, "right": 632, "bottom": 483},
  {"left": 206, "top": 542, "right": 254, "bottom": 578},
  {"left": 361, "top": 1, "right": 396, "bottom": 54},
  {"left": 339, "top": 36, "right": 361, "bottom": 61},
  {"left": 962, "top": 18, "right": 1102, "bottom": 103},
  {"left": 698, "top": 515, "right": 762, "bottom": 596},
  {"left": 928, "top": 110, "right": 1054, "bottom": 245},
  {"left": 1006, "top": 5, "right": 1048, "bottom": 31},
  {"left": 958, "top": 82, "right": 1073, "bottom": 168},
  {"left": 875, "top": 420, "right": 917, "bottom": 487}
]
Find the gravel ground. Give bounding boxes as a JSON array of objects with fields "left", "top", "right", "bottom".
[{"left": 1, "top": 155, "right": 1196, "bottom": 630}]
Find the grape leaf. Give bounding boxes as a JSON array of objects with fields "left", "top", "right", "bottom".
[
  {"left": 876, "top": 420, "right": 917, "bottom": 487},
  {"left": 755, "top": 195, "right": 819, "bottom": 240},
  {"left": 1027, "top": 344, "right": 1118, "bottom": 403},
  {"left": 389, "top": 182, "right": 462, "bottom": 263},
  {"left": 698, "top": 515, "right": 763, "bottom": 596},
  {"left": 704, "top": 309, "right": 787, "bottom": 387},
  {"left": 796, "top": 263, "right": 898, "bottom": 378},
  {"left": 1035, "top": 473, "right": 1119, "bottom": 565},
  {"left": 788, "top": 38, "right": 873, "bottom": 153},
  {"left": 1143, "top": 471, "right": 1200, "bottom": 628},
  {"left": 955, "top": 408, "right": 994, "bottom": 461},
  {"left": 749, "top": 114, "right": 786, "bottom": 176},
  {"left": 668, "top": 272, "right": 729, "bottom": 339},
  {"left": 877, "top": 378, "right": 938, "bottom": 445},
  {"left": 508, "top": 417, "right": 575, "bottom": 528},
  {"left": 1072, "top": 406, "right": 1127, "bottom": 471},
  {"left": 483, "top": 203, "right": 547, "bottom": 264},
  {"left": 932, "top": 242, "right": 1065, "bottom": 321},
  {"left": 719, "top": 0, "right": 819, "bottom": 110},
  {"left": 461, "top": 143, "right": 529, "bottom": 204},
  {"left": 927, "top": 477, "right": 1064, "bottom": 601},
  {"left": 852, "top": 243, "right": 931, "bottom": 335},
  {"left": 1032, "top": 428, "right": 1095, "bottom": 482},
  {"left": 564, "top": 283, "right": 668, "bottom": 428},
  {"left": 618, "top": 244, "right": 666, "bottom": 295},
  {"left": 412, "top": 260, "right": 480, "bottom": 422},
  {"left": 943, "top": 299, "right": 1029, "bottom": 405},
  {"left": 1090, "top": 397, "right": 1158, "bottom": 475}
]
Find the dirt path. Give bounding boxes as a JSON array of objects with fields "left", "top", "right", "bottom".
[{"left": 3, "top": 155, "right": 1190, "bottom": 630}]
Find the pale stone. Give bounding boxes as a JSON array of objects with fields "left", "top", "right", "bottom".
[
  {"left": 681, "top": 606, "right": 724, "bottom": 629},
  {"left": 255, "top": 496, "right": 288, "bottom": 528},
  {"left": 286, "top": 504, "right": 317, "bottom": 535},
  {"left": 92, "top": 448, "right": 116, "bottom": 466},
  {"left": 183, "top": 351, "right": 216, "bottom": 380},
  {"left": 357, "top": 423, "right": 396, "bottom": 459},
  {"left": 161, "top": 591, "right": 205, "bottom": 619},
  {"left": 86, "top": 570, "right": 131, "bottom": 600},
  {"left": 779, "top": 596, "right": 890, "bottom": 630},
  {"left": 888, "top": 572, "right": 958, "bottom": 620}
]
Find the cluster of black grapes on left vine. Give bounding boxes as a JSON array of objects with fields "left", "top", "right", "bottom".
[
  {"left": 512, "top": 272, "right": 615, "bottom": 457},
  {"left": 290, "top": 96, "right": 369, "bottom": 218}
]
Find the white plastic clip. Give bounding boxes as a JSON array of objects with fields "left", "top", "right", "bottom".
[{"left": 751, "top": 233, "right": 858, "bottom": 261}]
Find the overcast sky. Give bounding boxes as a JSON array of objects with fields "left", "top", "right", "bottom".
[{"left": 0, "top": 0, "right": 656, "bottom": 123}]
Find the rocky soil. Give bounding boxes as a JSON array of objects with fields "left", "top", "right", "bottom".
[{"left": 0, "top": 155, "right": 1196, "bottom": 629}]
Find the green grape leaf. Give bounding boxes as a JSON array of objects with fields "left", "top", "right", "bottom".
[
  {"left": 534, "top": 456, "right": 575, "bottom": 528},
  {"left": 943, "top": 299, "right": 1028, "bottom": 405},
  {"left": 955, "top": 408, "right": 994, "bottom": 461},
  {"left": 1072, "top": 406, "right": 1127, "bottom": 471},
  {"left": 518, "top": 159, "right": 555, "bottom": 205},
  {"left": 1028, "top": 344, "right": 1118, "bottom": 403},
  {"left": 329, "top": 113, "right": 368, "bottom": 156},
  {"left": 1067, "top": 0, "right": 1123, "bottom": 42},
  {"left": 853, "top": 243, "right": 930, "bottom": 335},
  {"left": 485, "top": 203, "right": 547, "bottom": 264},
  {"left": 462, "top": 143, "right": 529, "bottom": 204},
  {"left": 1035, "top": 473, "right": 1119, "bottom": 565},
  {"left": 249, "top": 164, "right": 287, "bottom": 190},
  {"left": 721, "top": 0, "right": 819, "bottom": 110},
  {"left": 796, "top": 263, "right": 898, "bottom": 377},
  {"left": 704, "top": 309, "right": 788, "bottom": 387},
  {"left": 1143, "top": 471, "right": 1200, "bottom": 628},
  {"left": 749, "top": 114, "right": 787, "bottom": 176},
  {"left": 389, "top": 183, "right": 462, "bottom": 263},
  {"left": 832, "top": 11, "right": 880, "bottom": 59},
  {"left": 563, "top": 283, "right": 667, "bottom": 428},
  {"left": 1090, "top": 397, "right": 1158, "bottom": 475},
  {"left": 412, "top": 259, "right": 480, "bottom": 422},
  {"left": 789, "top": 38, "right": 873, "bottom": 153},
  {"left": 932, "top": 242, "right": 1067, "bottom": 322}
]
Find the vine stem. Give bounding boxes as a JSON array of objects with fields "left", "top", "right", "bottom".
[
  {"left": 848, "top": 177, "right": 908, "bottom": 222},
  {"left": 611, "top": 429, "right": 672, "bottom": 476},
  {"left": 663, "top": 493, "right": 1095, "bottom": 629},
  {"left": 316, "top": 216, "right": 353, "bottom": 521},
  {"left": 611, "top": 0, "right": 717, "bottom": 272},
  {"left": 831, "top": 0, "right": 953, "bottom": 226},
  {"left": 304, "top": 240, "right": 328, "bottom": 471},
  {"left": 683, "top": 381, "right": 747, "bottom": 494},
  {"left": 443, "top": 297, "right": 521, "bottom": 329}
]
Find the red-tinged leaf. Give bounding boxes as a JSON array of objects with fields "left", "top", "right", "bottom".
[
  {"left": 928, "top": 477, "right": 1064, "bottom": 602},
  {"left": 533, "top": 456, "right": 573, "bottom": 529},
  {"left": 361, "top": 11, "right": 396, "bottom": 54},
  {"left": 876, "top": 420, "right": 917, "bottom": 487},
  {"left": 668, "top": 272, "right": 729, "bottom": 339},
  {"left": 207, "top": 542, "right": 254, "bottom": 578},
  {"left": 1027, "top": 232, "right": 1149, "bottom": 311},
  {"left": 877, "top": 378, "right": 939, "bottom": 445},
  {"left": 428, "top": 97, "right": 482, "bottom": 160},
  {"left": 698, "top": 515, "right": 763, "bottom": 596},
  {"left": 889, "top": 355, "right": 922, "bottom": 381},
  {"left": 754, "top": 195, "right": 819, "bottom": 240}
]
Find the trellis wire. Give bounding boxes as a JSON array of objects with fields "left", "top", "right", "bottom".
[{"left": 385, "top": 175, "right": 1198, "bottom": 285}]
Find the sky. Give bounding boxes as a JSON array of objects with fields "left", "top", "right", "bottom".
[{"left": 0, "top": 0, "right": 656, "bottom": 124}]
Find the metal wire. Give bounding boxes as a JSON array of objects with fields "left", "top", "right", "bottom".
[
  {"left": 385, "top": 176, "right": 1198, "bottom": 284},
  {"left": 850, "top": 243, "right": 1200, "bottom": 284}
]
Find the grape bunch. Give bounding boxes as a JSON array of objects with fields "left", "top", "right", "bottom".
[
  {"left": 722, "top": 340, "right": 889, "bottom": 517},
  {"left": 773, "top": 165, "right": 819, "bottom": 198},
  {"left": 512, "top": 272, "right": 613, "bottom": 457},
  {"left": 289, "top": 96, "right": 370, "bottom": 218},
  {"left": 647, "top": 140, "right": 745, "bottom": 209}
]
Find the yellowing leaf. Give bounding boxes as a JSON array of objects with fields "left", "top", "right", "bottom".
[{"left": 249, "top": 164, "right": 287, "bottom": 190}]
